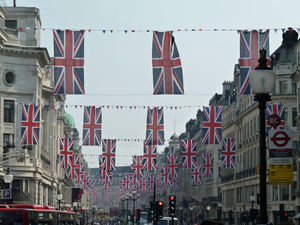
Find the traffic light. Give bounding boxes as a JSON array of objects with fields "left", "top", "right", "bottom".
[
  {"left": 169, "top": 195, "right": 176, "bottom": 217},
  {"left": 130, "top": 215, "right": 134, "bottom": 222},
  {"left": 136, "top": 209, "right": 141, "bottom": 222},
  {"left": 156, "top": 201, "right": 163, "bottom": 219},
  {"left": 148, "top": 201, "right": 154, "bottom": 222},
  {"left": 280, "top": 204, "right": 288, "bottom": 222}
]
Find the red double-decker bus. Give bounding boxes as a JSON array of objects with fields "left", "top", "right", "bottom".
[{"left": 0, "top": 204, "right": 80, "bottom": 225}]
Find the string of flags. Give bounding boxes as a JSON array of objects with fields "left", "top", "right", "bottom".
[{"left": 7, "top": 26, "right": 299, "bottom": 34}]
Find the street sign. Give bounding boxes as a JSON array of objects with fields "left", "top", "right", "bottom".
[
  {"left": 268, "top": 114, "right": 281, "bottom": 128},
  {"left": 269, "top": 129, "right": 293, "bottom": 157},
  {"left": 0, "top": 189, "right": 11, "bottom": 199},
  {"left": 269, "top": 164, "right": 293, "bottom": 185}
]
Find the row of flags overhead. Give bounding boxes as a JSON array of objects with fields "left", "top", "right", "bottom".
[
  {"left": 10, "top": 26, "right": 297, "bottom": 33},
  {"left": 58, "top": 137, "right": 96, "bottom": 200},
  {"left": 51, "top": 28, "right": 277, "bottom": 96},
  {"left": 20, "top": 103, "right": 285, "bottom": 146}
]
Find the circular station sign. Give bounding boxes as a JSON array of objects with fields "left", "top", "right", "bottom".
[
  {"left": 268, "top": 114, "right": 281, "bottom": 128},
  {"left": 270, "top": 130, "right": 291, "bottom": 147}
]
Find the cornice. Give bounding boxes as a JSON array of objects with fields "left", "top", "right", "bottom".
[{"left": 0, "top": 43, "right": 50, "bottom": 67}]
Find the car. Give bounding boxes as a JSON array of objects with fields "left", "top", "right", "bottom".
[{"left": 157, "top": 217, "right": 179, "bottom": 225}]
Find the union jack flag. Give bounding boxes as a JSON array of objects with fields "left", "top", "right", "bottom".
[
  {"left": 123, "top": 174, "right": 131, "bottom": 191},
  {"left": 59, "top": 137, "right": 74, "bottom": 169},
  {"left": 202, "top": 153, "right": 214, "bottom": 178},
  {"left": 239, "top": 30, "right": 270, "bottom": 95},
  {"left": 77, "top": 162, "right": 85, "bottom": 184},
  {"left": 53, "top": 29, "right": 85, "bottom": 94},
  {"left": 102, "top": 139, "right": 116, "bottom": 171},
  {"left": 192, "top": 163, "right": 202, "bottom": 184},
  {"left": 145, "top": 107, "right": 164, "bottom": 146},
  {"left": 152, "top": 31, "right": 184, "bottom": 94},
  {"left": 170, "top": 176, "right": 178, "bottom": 190},
  {"left": 21, "top": 104, "right": 40, "bottom": 145},
  {"left": 266, "top": 103, "right": 285, "bottom": 130},
  {"left": 181, "top": 139, "right": 197, "bottom": 169},
  {"left": 139, "top": 176, "right": 147, "bottom": 193},
  {"left": 82, "top": 172, "right": 89, "bottom": 190},
  {"left": 143, "top": 144, "right": 157, "bottom": 171},
  {"left": 161, "top": 164, "right": 170, "bottom": 190},
  {"left": 202, "top": 106, "right": 223, "bottom": 145},
  {"left": 82, "top": 106, "right": 102, "bottom": 146},
  {"left": 221, "top": 138, "right": 236, "bottom": 169},
  {"left": 148, "top": 173, "right": 156, "bottom": 192},
  {"left": 68, "top": 153, "right": 80, "bottom": 180},
  {"left": 103, "top": 170, "right": 112, "bottom": 190},
  {"left": 131, "top": 156, "right": 144, "bottom": 179},
  {"left": 167, "top": 155, "right": 179, "bottom": 178}
]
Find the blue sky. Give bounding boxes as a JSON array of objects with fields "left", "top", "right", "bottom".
[{"left": 13, "top": 0, "right": 300, "bottom": 167}]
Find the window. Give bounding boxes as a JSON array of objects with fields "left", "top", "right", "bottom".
[
  {"left": 4, "top": 100, "right": 14, "bottom": 123},
  {"left": 5, "top": 20, "right": 17, "bottom": 29},
  {"left": 4, "top": 71, "right": 15, "bottom": 86},
  {"left": 3, "top": 133, "right": 14, "bottom": 156},
  {"left": 280, "top": 185, "right": 289, "bottom": 201},
  {"left": 292, "top": 107, "right": 297, "bottom": 127},
  {"left": 279, "top": 81, "right": 288, "bottom": 95},
  {"left": 284, "top": 108, "right": 288, "bottom": 126},
  {"left": 292, "top": 82, "right": 297, "bottom": 95}
]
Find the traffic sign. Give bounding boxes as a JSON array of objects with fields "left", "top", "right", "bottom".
[
  {"left": 269, "top": 129, "right": 293, "bottom": 158},
  {"left": 0, "top": 189, "right": 11, "bottom": 199}
]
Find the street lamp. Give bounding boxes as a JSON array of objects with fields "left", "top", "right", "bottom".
[
  {"left": 4, "top": 168, "right": 13, "bottom": 203},
  {"left": 249, "top": 48, "right": 275, "bottom": 225},
  {"left": 73, "top": 201, "right": 78, "bottom": 212},
  {"left": 57, "top": 194, "right": 63, "bottom": 210},
  {"left": 206, "top": 206, "right": 211, "bottom": 220},
  {"left": 126, "top": 193, "right": 130, "bottom": 224},
  {"left": 132, "top": 191, "right": 138, "bottom": 225}
]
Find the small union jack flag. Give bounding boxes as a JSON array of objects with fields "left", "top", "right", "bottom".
[
  {"left": 102, "top": 139, "right": 116, "bottom": 171},
  {"left": 266, "top": 103, "right": 285, "bottom": 130},
  {"left": 161, "top": 164, "right": 170, "bottom": 190},
  {"left": 221, "top": 138, "right": 236, "bottom": 169},
  {"left": 21, "top": 104, "right": 40, "bottom": 145},
  {"left": 139, "top": 176, "right": 147, "bottom": 193},
  {"left": 143, "top": 144, "right": 157, "bottom": 171},
  {"left": 152, "top": 31, "right": 184, "bottom": 94},
  {"left": 81, "top": 171, "right": 89, "bottom": 190},
  {"left": 131, "top": 156, "right": 144, "bottom": 179},
  {"left": 202, "top": 153, "right": 214, "bottom": 178},
  {"left": 123, "top": 173, "right": 131, "bottom": 191},
  {"left": 145, "top": 107, "right": 164, "bottom": 146},
  {"left": 68, "top": 153, "right": 80, "bottom": 180},
  {"left": 170, "top": 176, "right": 178, "bottom": 190},
  {"left": 59, "top": 137, "right": 74, "bottom": 169},
  {"left": 192, "top": 163, "right": 202, "bottom": 185},
  {"left": 53, "top": 29, "right": 85, "bottom": 94},
  {"left": 77, "top": 162, "right": 85, "bottom": 184},
  {"left": 148, "top": 173, "right": 156, "bottom": 192},
  {"left": 181, "top": 139, "right": 197, "bottom": 169},
  {"left": 167, "top": 155, "right": 179, "bottom": 178},
  {"left": 239, "top": 30, "right": 270, "bottom": 95},
  {"left": 82, "top": 106, "right": 102, "bottom": 146},
  {"left": 202, "top": 106, "right": 223, "bottom": 145}
]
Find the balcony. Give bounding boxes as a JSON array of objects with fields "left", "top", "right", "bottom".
[
  {"left": 221, "top": 174, "right": 234, "bottom": 183},
  {"left": 236, "top": 167, "right": 256, "bottom": 180}
]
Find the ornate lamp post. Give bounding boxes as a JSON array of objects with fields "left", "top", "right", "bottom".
[
  {"left": 4, "top": 168, "right": 13, "bottom": 203},
  {"left": 57, "top": 193, "right": 63, "bottom": 210},
  {"left": 249, "top": 49, "right": 275, "bottom": 225}
]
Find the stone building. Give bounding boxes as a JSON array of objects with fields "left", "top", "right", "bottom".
[
  {"left": 0, "top": 6, "right": 88, "bottom": 209},
  {"left": 221, "top": 28, "right": 299, "bottom": 225}
]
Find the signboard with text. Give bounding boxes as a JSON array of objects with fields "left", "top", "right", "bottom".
[
  {"left": 269, "top": 164, "right": 293, "bottom": 185},
  {"left": 269, "top": 129, "right": 293, "bottom": 158}
]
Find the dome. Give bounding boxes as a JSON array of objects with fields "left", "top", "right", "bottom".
[{"left": 64, "top": 112, "right": 75, "bottom": 127}]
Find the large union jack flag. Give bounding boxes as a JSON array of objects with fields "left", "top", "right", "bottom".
[
  {"left": 21, "top": 104, "right": 40, "bottom": 145},
  {"left": 221, "top": 138, "right": 236, "bottom": 169},
  {"left": 181, "top": 139, "right": 197, "bottom": 169},
  {"left": 239, "top": 30, "right": 270, "bottom": 95},
  {"left": 143, "top": 144, "right": 157, "bottom": 171},
  {"left": 53, "top": 29, "right": 85, "bottom": 94},
  {"left": 59, "top": 137, "right": 74, "bottom": 169},
  {"left": 152, "top": 31, "right": 184, "bottom": 94},
  {"left": 192, "top": 163, "right": 202, "bottom": 184},
  {"left": 266, "top": 103, "right": 285, "bottom": 130},
  {"left": 82, "top": 106, "right": 102, "bottom": 146},
  {"left": 145, "top": 107, "right": 164, "bottom": 146},
  {"left": 167, "top": 155, "right": 179, "bottom": 178},
  {"left": 202, "top": 153, "right": 214, "bottom": 178},
  {"left": 131, "top": 155, "right": 144, "bottom": 179},
  {"left": 202, "top": 106, "right": 223, "bottom": 145},
  {"left": 102, "top": 139, "right": 116, "bottom": 171}
]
